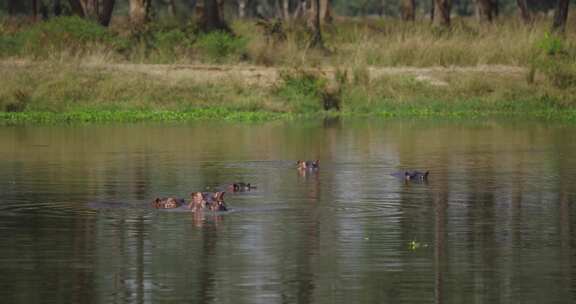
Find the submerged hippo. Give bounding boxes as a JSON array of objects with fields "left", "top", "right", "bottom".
[
  {"left": 195, "top": 191, "right": 228, "bottom": 212},
  {"left": 227, "top": 182, "right": 256, "bottom": 192},
  {"left": 152, "top": 191, "right": 227, "bottom": 211},
  {"left": 392, "top": 170, "right": 430, "bottom": 182},
  {"left": 297, "top": 160, "right": 319, "bottom": 170},
  {"left": 151, "top": 197, "right": 185, "bottom": 209}
]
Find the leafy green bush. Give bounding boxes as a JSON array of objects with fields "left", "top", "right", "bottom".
[
  {"left": 532, "top": 33, "right": 576, "bottom": 89},
  {"left": 196, "top": 31, "right": 247, "bottom": 62},
  {"left": 12, "top": 16, "right": 122, "bottom": 58},
  {"left": 277, "top": 70, "right": 326, "bottom": 112},
  {"left": 537, "top": 32, "right": 565, "bottom": 56}
]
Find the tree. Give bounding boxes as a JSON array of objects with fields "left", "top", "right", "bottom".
[
  {"left": 129, "top": 0, "right": 152, "bottom": 28},
  {"left": 32, "top": 0, "right": 38, "bottom": 20},
  {"left": 197, "top": 0, "right": 229, "bottom": 32},
  {"left": 309, "top": 0, "right": 324, "bottom": 49},
  {"left": 100, "top": 0, "right": 116, "bottom": 26},
  {"left": 477, "top": 0, "right": 495, "bottom": 22},
  {"left": 433, "top": 0, "right": 451, "bottom": 27},
  {"left": 7, "top": 0, "right": 28, "bottom": 16},
  {"left": 516, "top": 0, "right": 531, "bottom": 24},
  {"left": 401, "top": 0, "right": 416, "bottom": 21},
  {"left": 54, "top": 0, "right": 62, "bottom": 16},
  {"left": 551, "top": 0, "right": 569, "bottom": 33},
  {"left": 68, "top": 0, "right": 86, "bottom": 17},
  {"left": 282, "top": 0, "right": 290, "bottom": 20},
  {"left": 68, "top": 0, "right": 116, "bottom": 26},
  {"left": 319, "top": 0, "right": 332, "bottom": 24},
  {"left": 238, "top": 0, "right": 247, "bottom": 18}
]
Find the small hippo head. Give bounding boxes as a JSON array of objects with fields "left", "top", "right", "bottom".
[
  {"left": 297, "top": 160, "right": 319, "bottom": 170},
  {"left": 207, "top": 191, "right": 227, "bottom": 211},
  {"left": 152, "top": 197, "right": 182, "bottom": 209},
  {"left": 228, "top": 182, "right": 254, "bottom": 192},
  {"left": 404, "top": 171, "right": 430, "bottom": 182},
  {"left": 404, "top": 171, "right": 411, "bottom": 181},
  {"left": 188, "top": 192, "right": 206, "bottom": 211}
]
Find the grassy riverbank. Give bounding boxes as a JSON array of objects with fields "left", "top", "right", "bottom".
[
  {"left": 1, "top": 16, "right": 576, "bottom": 123},
  {"left": 1, "top": 60, "right": 576, "bottom": 124}
]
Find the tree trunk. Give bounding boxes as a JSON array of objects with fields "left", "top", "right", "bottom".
[
  {"left": 551, "top": 0, "right": 569, "bottom": 33},
  {"left": 274, "top": 0, "right": 283, "bottom": 18},
  {"left": 238, "top": 0, "right": 246, "bottom": 18},
  {"left": 309, "top": 0, "right": 324, "bottom": 49},
  {"left": 7, "top": 0, "right": 15, "bottom": 15},
  {"left": 32, "top": 0, "right": 38, "bottom": 21},
  {"left": 477, "top": 0, "right": 494, "bottom": 22},
  {"left": 516, "top": 0, "right": 531, "bottom": 24},
  {"left": 79, "top": 0, "right": 99, "bottom": 20},
  {"left": 54, "top": 0, "right": 62, "bottom": 16},
  {"left": 283, "top": 0, "right": 290, "bottom": 20},
  {"left": 197, "top": 0, "right": 229, "bottom": 32},
  {"left": 99, "top": 0, "right": 116, "bottom": 26},
  {"left": 401, "top": 0, "right": 416, "bottom": 21},
  {"left": 433, "top": 0, "right": 451, "bottom": 27},
  {"left": 68, "top": 0, "right": 85, "bottom": 17},
  {"left": 320, "top": 0, "right": 332, "bottom": 24},
  {"left": 293, "top": 0, "right": 306, "bottom": 19},
  {"left": 492, "top": 0, "right": 499, "bottom": 17},
  {"left": 7, "top": 0, "right": 30, "bottom": 16},
  {"left": 430, "top": 0, "right": 435, "bottom": 22},
  {"left": 166, "top": 0, "right": 176, "bottom": 18},
  {"left": 129, "top": 0, "right": 151, "bottom": 28},
  {"left": 39, "top": 1, "right": 49, "bottom": 19}
]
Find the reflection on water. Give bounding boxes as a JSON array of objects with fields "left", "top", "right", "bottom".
[{"left": 0, "top": 119, "right": 575, "bottom": 303}]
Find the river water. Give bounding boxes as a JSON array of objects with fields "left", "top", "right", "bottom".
[{"left": 0, "top": 118, "right": 575, "bottom": 303}]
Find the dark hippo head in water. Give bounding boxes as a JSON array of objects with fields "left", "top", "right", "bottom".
[
  {"left": 204, "top": 191, "right": 227, "bottom": 211},
  {"left": 152, "top": 197, "right": 185, "bottom": 209},
  {"left": 392, "top": 170, "right": 430, "bottom": 182},
  {"left": 297, "top": 160, "right": 319, "bottom": 170},
  {"left": 189, "top": 191, "right": 227, "bottom": 212},
  {"left": 227, "top": 183, "right": 256, "bottom": 192}
]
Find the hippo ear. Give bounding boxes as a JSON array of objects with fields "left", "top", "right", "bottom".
[{"left": 216, "top": 191, "right": 225, "bottom": 200}]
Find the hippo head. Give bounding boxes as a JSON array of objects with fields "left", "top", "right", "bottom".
[
  {"left": 188, "top": 192, "right": 206, "bottom": 211},
  {"left": 229, "top": 182, "right": 254, "bottom": 192},
  {"left": 207, "top": 191, "right": 227, "bottom": 211},
  {"left": 152, "top": 197, "right": 181, "bottom": 209},
  {"left": 310, "top": 160, "right": 319, "bottom": 168},
  {"left": 404, "top": 172, "right": 411, "bottom": 181},
  {"left": 297, "top": 160, "right": 319, "bottom": 170},
  {"left": 297, "top": 160, "right": 306, "bottom": 170}
]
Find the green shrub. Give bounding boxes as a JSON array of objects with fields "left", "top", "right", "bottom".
[
  {"left": 196, "top": 31, "right": 247, "bottom": 62},
  {"left": 277, "top": 70, "right": 326, "bottom": 113},
  {"left": 537, "top": 32, "right": 565, "bottom": 56},
  {"left": 532, "top": 33, "right": 576, "bottom": 89},
  {"left": 14, "top": 16, "right": 121, "bottom": 58}
]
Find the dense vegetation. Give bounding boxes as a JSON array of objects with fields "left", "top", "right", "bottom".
[{"left": 0, "top": 0, "right": 575, "bottom": 123}]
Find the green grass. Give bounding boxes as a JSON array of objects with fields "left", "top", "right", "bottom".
[
  {"left": 1, "top": 15, "right": 575, "bottom": 67},
  {"left": 1, "top": 16, "right": 576, "bottom": 123},
  {"left": 0, "top": 109, "right": 290, "bottom": 125},
  {"left": 1, "top": 61, "right": 576, "bottom": 124}
]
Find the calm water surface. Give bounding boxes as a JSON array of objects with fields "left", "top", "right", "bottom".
[{"left": 0, "top": 118, "right": 575, "bottom": 304}]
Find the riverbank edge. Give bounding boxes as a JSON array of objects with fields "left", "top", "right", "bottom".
[{"left": 2, "top": 108, "right": 575, "bottom": 125}]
